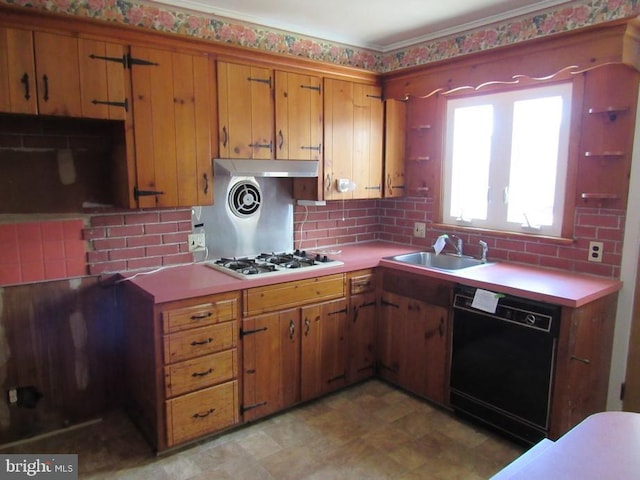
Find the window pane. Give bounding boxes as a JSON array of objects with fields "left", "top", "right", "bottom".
[
  {"left": 450, "top": 105, "right": 493, "bottom": 220},
  {"left": 507, "top": 96, "right": 563, "bottom": 226}
]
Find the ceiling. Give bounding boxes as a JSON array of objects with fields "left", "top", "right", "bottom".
[{"left": 153, "top": 0, "right": 572, "bottom": 52}]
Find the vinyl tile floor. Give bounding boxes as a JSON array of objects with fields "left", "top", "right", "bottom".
[{"left": 1, "top": 380, "right": 525, "bottom": 479}]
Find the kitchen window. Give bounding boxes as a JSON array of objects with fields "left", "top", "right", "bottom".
[{"left": 442, "top": 82, "right": 572, "bottom": 237}]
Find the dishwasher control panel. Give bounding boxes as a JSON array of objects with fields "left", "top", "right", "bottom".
[{"left": 453, "top": 287, "right": 561, "bottom": 334}]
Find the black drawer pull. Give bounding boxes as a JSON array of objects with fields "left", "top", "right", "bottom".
[
  {"left": 191, "top": 368, "right": 213, "bottom": 378},
  {"left": 190, "top": 312, "right": 212, "bottom": 320},
  {"left": 190, "top": 338, "right": 213, "bottom": 346},
  {"left": 192, "top": 408, "right": 215, "bottom": 419}
]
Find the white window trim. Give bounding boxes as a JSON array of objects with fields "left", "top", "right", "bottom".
[{"left": 442, "top": 82, "right": 573, "bottom": 237}]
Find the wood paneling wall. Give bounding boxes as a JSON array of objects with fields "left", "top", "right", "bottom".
[{"left": 0, "top": 276, "right": 122, "bottom": 445}]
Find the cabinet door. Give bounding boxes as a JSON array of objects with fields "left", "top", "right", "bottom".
[
  {"left": 130, "top": 46, "right": 213, "bottom": 208},
  {"left": 217, "top": 61, "right": 273, "bottom": 159},
  {"left": 352, "top": 83, "right": 383, "bottom": 199},
  {"left": 324, "top": 79, "right": 383, "bottom": 200},
  {"left": 348, "top": 291, "right": 377, "bottom": 384},
  {"left": 384, "top": 99, "right": 406, "bottom": 198},
  {"left": 550, "top": 294, "right": 616, "bottom": 438},
  {"left": 378, "top": 291, "right": 407, "bottom": 384},
  {"left": 324, "top": 78, "right": 354, "bottom": 200},
  {"left": 242, "top": 310, "right": 300, "bottom": 422},
  {"left": 0, "top": 27, "right": 37, "bottom": 114},
  {"left": 78, "top": 39, "right": 128, "bottom": 120},
  {"left": 401, "top": 298, "right": 448, "bottom": 404},
  {"left": 33, "top": 31, "right": 82, "bottom": 117},
  {"left": 301, "top": 298, "right": 349, "bottom": 401},
  {"left": 379, "top": 291, "right": 448, "bottom": 404},
  {"left": 274, "top": 70, "right": 322, "bottom": 160}
]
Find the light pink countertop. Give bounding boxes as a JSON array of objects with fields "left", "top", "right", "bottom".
[
  {"left": 124, "top": 241, "right": 621, "bottom": 307},
  {"left": 490, "top": 411, "right": 640, "bottom": 479}
]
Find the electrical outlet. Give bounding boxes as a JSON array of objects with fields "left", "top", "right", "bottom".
[
  {"left": 188, "top": 233, "right": 206, "bottom": 252},
  {"left": 413, "top": 222, "right": 426, "bottom": 238},
  {"left": 588, "top": 241, "right": 604, "bottom": 263}
]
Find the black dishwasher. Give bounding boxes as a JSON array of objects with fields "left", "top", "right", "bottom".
[{"left": 450, "top": 284, "right": 561, "bottom": 444}]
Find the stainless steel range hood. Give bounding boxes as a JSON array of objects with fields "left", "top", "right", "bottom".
[{"left": 214, "top": 158, "right": 319, "bottom": 177}]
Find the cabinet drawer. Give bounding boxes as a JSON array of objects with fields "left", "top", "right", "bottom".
[
  {"left": 350, "top": 271, "right": 377, "bottom": 295},
  {"left": 244, "top": 273, "right": 345, "bottom": 316},
  {"left": 166, "top": 380, "right": 239, "bottom": 446},
  {"left": 164, "top": 321, "right": 237, "bottom": 364},
  {"left": 162, "top": 296, "right": 237, "bottom": 334},
  {"left": 164, "top": 349, "right": 237, "bottom": 398}
]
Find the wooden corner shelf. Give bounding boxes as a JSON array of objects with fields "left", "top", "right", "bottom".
[
  {"left": 587, "top": 106, "right": 629, "bottom": 122},
  {"left": 580, "top": 193, "right": 620, "bottom": 200},
  {"left": 583, "top": 151, "right": 625, "bottom": 158}
]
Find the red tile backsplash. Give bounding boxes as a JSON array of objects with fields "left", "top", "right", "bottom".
[{"left": 0, "top": 219, "right": 88, "bottom": 286}]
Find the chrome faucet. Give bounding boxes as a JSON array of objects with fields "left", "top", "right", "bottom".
[
  {"left": 479, "top": 240, "right": 488, "bottom": 263},
  {"left": 445, "top": 234, "right": 463, "bottom": 256}
]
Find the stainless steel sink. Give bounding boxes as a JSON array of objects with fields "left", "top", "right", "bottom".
[{"left": 386, "top": 251, "right": 489, "bottom": 271}]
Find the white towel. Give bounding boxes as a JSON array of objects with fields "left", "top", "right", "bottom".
[{"left": 434, "top": 235, "right": 447, "bottom": 255}]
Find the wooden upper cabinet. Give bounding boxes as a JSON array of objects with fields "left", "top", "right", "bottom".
[
  {"left": 130, "top": 46, "right": 213, "bottom": 208},
  {"left": 383, "top": 99, "right": 406, "bottom": 198},
  {"left": 217, "top": 61, "right": 273, "bottom": 159},
  {"left": 0, "top": 27, "right": 127, "bottom": 119},
  {"left": 32, "top": 31, "right": 82, "bottom": 117},
  {"left": 0, "top": 27, "right": 37, "bottom": 114},
  {"left": 274, "top": 70, "right": 322, "bottom": 160},
  {"left": 77, "top": 39, "right": 128, "bottom": 121},
  {"left": 324, "top": 78, "right": 383, "bottom": 200}
]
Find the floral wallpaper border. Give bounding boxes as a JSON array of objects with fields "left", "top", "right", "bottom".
[{"left": 1, "top": 0, "right": 638, "bottom": 72}]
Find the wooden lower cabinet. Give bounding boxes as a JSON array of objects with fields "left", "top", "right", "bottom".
[
  {"left": 301, "top": 298, "right": 349, "bottom": 401},
  {"left": 378, "top": 269, "right": 453, "bottom": 405},
  {"left": 121, "top": 287, "right": 240, "bottom": 452},
  {"left": 166, "top": 381, "right": 239, "bottom": 446},
  {"left": 241, "top": 309, "right": 300, "bottom": 421},
  {"left": 549, "top": 293, "right": 618, "bottom": 438},
  {"left": 379, "top": 291, "right": 448, "bottom": 404},
  {"left": 347, "top": 269, "right": 378, "bottom": 384},
  {"left": 241, "top": 274, "right": 348, "bottom": 419}
]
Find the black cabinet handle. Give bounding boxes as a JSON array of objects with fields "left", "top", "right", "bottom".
[
  {"left": 278, "top": 130, "right": 284, "bottom": 150},
  {"left": 191, "top": 368, "right": 213, "bottom": 378},
  {"left": 203, "top": 173, "right": 209, "bottom": 195},
  {"left": 20, "top": 73, "right": 31, "bottom": 100},
  {"left": 190, "top": 312, "right": 212, "bottom": 320},
  {"left": 192, "top": 408, "right": 215, "bottom": 419},
  {"left": 42, "top": 74, "right": 49, "bottom": 102},
  {"left": 222, "top": 126, "right": 228, "bottom": 147},
  {"left": 289, "top": 319, "right": 295, "bottom": 340},
  {"left": 190, "top": 338, "right": 213, "bottom": 346},
  {"left": 570, "top": 355, "right": 591, "bottom": 364}
]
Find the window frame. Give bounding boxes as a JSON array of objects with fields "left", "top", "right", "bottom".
[{"left": 430, "top": 76, "right": 582, "bottom": 241}]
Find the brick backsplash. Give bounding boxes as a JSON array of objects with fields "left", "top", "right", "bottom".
[
  {"left": 294, "top": 200, "right": 381, "bottom": 250},
  {"left": 84, "top": 209, "right": 193, "bottom": 275},
  {"left": 372, "top": 196, "right": 624, "bottom": 278},
  {"left": 0, "top": 197, "right": 625, "bottom": 287}
]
